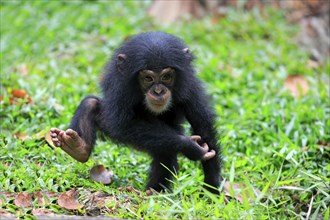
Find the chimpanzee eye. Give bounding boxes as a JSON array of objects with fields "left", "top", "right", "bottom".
[
  {"left": 145, "top": 76, "right": 153, "bottom": 82},
  {"left": 162, "top": 74, "right": 172, "bottom": 81}
]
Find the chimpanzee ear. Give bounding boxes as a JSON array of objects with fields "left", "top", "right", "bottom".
[
  {"left": 116, "top": 54, "right": 127, "bottom": 72},
  {"left": 182, "top": 48, "right": 193, "bottom": 63}
]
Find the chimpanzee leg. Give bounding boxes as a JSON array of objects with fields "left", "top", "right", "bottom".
[
  {"left": 146, "top": 154, "right": 178, "bottom": 192},
  {"left": 202, "top": 157, "right": 222, "bottom": 194},
  {"left": 50, "top": 96, "right": 100, "bottom": 163}
]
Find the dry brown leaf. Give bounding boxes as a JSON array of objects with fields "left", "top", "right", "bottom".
[
  {"left": 0, "top": 209, "right": 15, "bottom": 217},
  {"left": 223, "top": 181, "right": 260, "bottom": 205},
  {"left": 27, "top": 96, "right": 32, "bottom": 103},
  {"left": 91, "top": 192, "right": 117, "bottom": 207},
  {"left": 0, "top": 191, "right": 15, "bottom": 206},
  {"left": 125, "top": 186, "right": 142, "bottom": 195},
  {"left": 44, "top": 191, "right": 59, "bottom": 199},
  {"left": 118, "top": 186, "right": 142, "bottom": 195},
  {"left": 10, "top": 89, "right": 32, "bottom": 103},
  {"left": 33, "top": 130, "right": 48, "bottom": 140},
  {"left": 58, "top": 190, "right": 83, "bottom": 210},
  {"left": 0, "top": 96, "right": 20, "bottom": 105},
  {"left": 90, "top": 165, "right": 114, "bottom": 185},
  {"left": 81, "top": 190, "right": 116, "bottom": 208},
  {"left": 284, "top": 75, "right": 309, "bottom": 98},
  {"left": 11, "top": 89, "right": 27, "bottom": 99},
  {"left": 14, "top": 133, "right": 29, "bottom": 141},
  {"left": 32, "top": 208, "right": 55, "bottom": 216},
  {"left": 33, "top": 191, "right": 48, "bottom": 206},
  {"left": 0, "top": 191, "right": 15, "bottom": 198},
  {"left": 9, "top": 97, "right": 19, "bottom": 105},
  {"left": 14, "top": 192, "right": 32, "bottom": 208},
  {"left": 211, "top": 12, "right": 225, "bottom": 24},
  {"left": 224, "top": 181, "right": 244, "bottom": 203},
  {"left": 45, "top": 130, "right": 55, "bottom": 148}
]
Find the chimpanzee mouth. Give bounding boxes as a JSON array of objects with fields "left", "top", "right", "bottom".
[{"left": 145, "top": 96, "right": 172, "bottom": 115}]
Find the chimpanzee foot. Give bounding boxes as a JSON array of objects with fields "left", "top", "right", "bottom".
[{"left": 50, "top": 128, "right": 91, "bottom": 162}]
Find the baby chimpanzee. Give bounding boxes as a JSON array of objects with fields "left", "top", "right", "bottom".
[{"left": 51, "top": 31, "right": 221, "bottom": 194}]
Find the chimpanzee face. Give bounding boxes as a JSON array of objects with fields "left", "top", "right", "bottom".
[{"left": 138, "top": 67, "right": 175, "bottom": 114}]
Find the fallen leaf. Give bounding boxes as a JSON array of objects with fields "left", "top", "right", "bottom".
[
  {"left": 26, "top": 96, "right": 32, "bottom": 103},
  {"left": 0, "top": 191, "right": 15, "bottom": 199},
  {"left": 33, "top": 130, "right": 48, "bottom": 140},
  {"left": 58, "top": 190, "right": 83, "bottom": 210},
  {"left": 11, "top": 89, "right": 27, "bottom": 99},
  {"left": 9, "top": 97, "right": 19, "bottom": 105},
  {"left": 284, "top": 75, "right": 309, "bottom": 98},
  {"left": 32, "top": 208, "right": 55, "bottom": 216},
  {"left": 0, "top": 209, "right": 15, "bottom": 217},
  {"left": 14, "top": 192, "right": 32, "bottom": 208},
  {"left": 14, "top": 133, "right": 29, "bottom": 141},
  {"left": 90, "top": 165, "right": 114, "bottom": 185},
  {"left": 223, "top": 181, "right": 244, "bottom": 203},
  {"left": 0, "top": 191, "right": 15, "bottom": 206},
  {"left": 44, "top": 191, "right": 59, "bottom": 199},
  {"left": 211, "top": 12, "right": 225, "bottom": 24},
  {"left": 45, "top": 130, "right": 55, "bottom": 148},
  {"left": 33, "top": 191, "right": 47, "bottom": 206},
  {"left": 118, "top": 186, "right": 142, "bottom": 195},
  {"left": 10, "top": 89, "right": 32, "bottom": 103},
  {"left": 126, "top": 186, "right": 142, "bottom": 195},
  {"left": 223, "top": 181, "right": 260, "bottom": 205},
  {"left": 87, "top": 191, "right": 117, "bottom": 207}
]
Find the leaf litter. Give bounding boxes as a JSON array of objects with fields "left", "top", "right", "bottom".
[
  {"left": 284, "top": 75, "right": 309, "bottom": 98},
  {"left": 223, "top": 181, "right": 261, "bottom": 205},
  {"left": 90, "top": 165, "right": 114, "bottom": 185},
  {"left": 0, "top": 187, "right": 144, "bottom": 217},
  {"left": 58, "top": 190, "right": 83, "bottom": 210}
]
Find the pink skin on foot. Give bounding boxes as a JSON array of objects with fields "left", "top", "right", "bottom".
[{"left": 50, "top": 128, "right": 90, "bottom": 162}]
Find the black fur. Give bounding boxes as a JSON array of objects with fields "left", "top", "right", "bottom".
[{"left": 70, "top": 32, "right": 222, "bottom": 193}]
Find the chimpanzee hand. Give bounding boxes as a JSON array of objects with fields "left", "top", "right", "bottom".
[
  {"left": 180, "top": 135, "right": 216, "bottom": 161},
  {"left": 190, "top": 135, "right": 216, "bottom": 160}
]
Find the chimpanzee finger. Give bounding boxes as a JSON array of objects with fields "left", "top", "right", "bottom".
[
  {"left": 190, "top": 135, "right": 202, "bottom": 143},
  {"left": 201, "top": 143, "right": 209, "bottom": 153},
  {"left": 202, "top": 150, "right": 216, "bottom": 161}
]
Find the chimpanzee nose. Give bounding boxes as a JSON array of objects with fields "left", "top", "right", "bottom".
[{"left": 154, "top": 86, "right": 163, "bottom": 95}]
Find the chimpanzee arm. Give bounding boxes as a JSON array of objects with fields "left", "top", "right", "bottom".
[
  {"left": 182, "top": 81, "right": 219, "bottom": 151},
  {"left": 100, "top": 116, "right": 210, "bottom": 160},
  {"left": 183, "top": 82, "right": 222, "bottom": 193}
]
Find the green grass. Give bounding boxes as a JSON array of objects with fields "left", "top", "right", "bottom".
[{"left": 1, "top": 1, "right": 329, "bottom": 219}]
